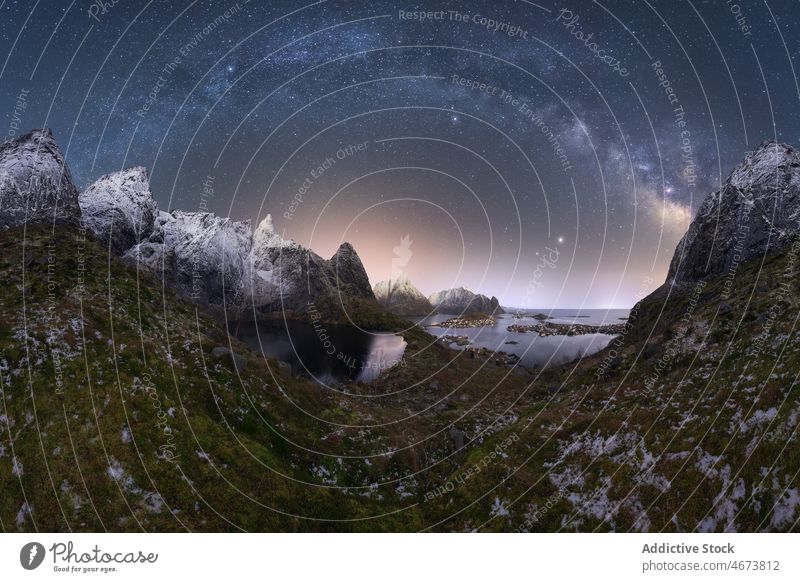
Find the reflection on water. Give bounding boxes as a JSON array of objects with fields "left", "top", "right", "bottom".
[
  {"left": 409, "top": 309, "right": 627, "bottom": 368},
  {"left": 232, "top": 319, "right": 407, "bottom": 384}
]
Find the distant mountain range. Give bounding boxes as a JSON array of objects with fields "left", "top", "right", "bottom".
[
  {"left": 429, "top": 286, "right": 503, "bottom": 315},
  {"left": 373, "top": 273, "right": 503, "bottom": 317},
  {"left": 0, "top": 129, "right": 515, "bottom": 322},
  {"left": 373, "top": 273, "right": 433, "bottom": 316}
]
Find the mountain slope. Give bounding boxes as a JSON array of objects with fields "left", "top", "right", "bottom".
[
  {"left": 669, "top": 140, "right": 800, "bottom": 283},
  {"left": 3, "top": 224, "right": 798, "bottom": 532},
  {"left": 0, "top": 224, "right": 532, "bottom": 532},
  {"left": 0, "top": 225, "right": 425, "bottom": 531},
  {"left": 2, "top": 134, "right": 800, "bottom": 533}
]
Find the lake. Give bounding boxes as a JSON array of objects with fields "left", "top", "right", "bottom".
[
  {"left": 231, "top": 308, "right": 628, "bottom": 384},
  {"left": 231, "top": 319, "right": 407, "bottom": 384},
  {"left": 409, "top": 308, "right": 629, "bottom": 368}
]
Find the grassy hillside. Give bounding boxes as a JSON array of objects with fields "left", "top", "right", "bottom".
[{"left": 1, "top": 226, "right": 798, "bottom": 532}]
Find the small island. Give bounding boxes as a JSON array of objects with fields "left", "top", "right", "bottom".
[
  {"left": 432, "top": 313, "right": 497, "bottom": 329},
  {"left": 507, "top": 321, "right": 628, "bottom": 337}
]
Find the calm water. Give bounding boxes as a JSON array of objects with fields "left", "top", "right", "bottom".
[
  {"left": 232, "top": 319, "right": 407, "bottom": 384},
  {"left": 232, "top": 309, "right": 628, "bottom": 383},
  {"left": 409, "top": 308, "right": 629, "bottom": 368}
]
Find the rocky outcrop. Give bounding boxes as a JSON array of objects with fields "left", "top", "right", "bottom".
[
  {"left": 373, "top": 273, "right": 433, "bottom": 316},
  {"left": 247, "top": 215, "right": 328, "bottom": 312},
  {"left": 330, "top": 242, "right": 375, "bottom": 300},
  {"left": 429, "top": 287, "right": 503, "bottom": 315},
  {"left": 125, "top": 211, "right": 252, "bottom": 307},
  {"left": 669, "top": 141, "right": 800, "bottom": 283},
  {"left": 0, "top": 129, "right": 81, "bottom": 229},
  {"left": 79, "top": 167, "right": 158, "bottom": 254},
  {"left": 246, "top": 215, "right": 376, "bottom": 313},
  {"left": 122, "top": 240, "right": 176, "bottom": 281}
]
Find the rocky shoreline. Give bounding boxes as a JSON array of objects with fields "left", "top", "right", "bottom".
[{"left": 432, "top": 315, "right": 497, "bottom": 329}]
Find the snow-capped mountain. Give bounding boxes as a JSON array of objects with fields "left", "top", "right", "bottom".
[
  {"left": 373, "top": 273, "right": 433, "bottom": 316},
  {"left": 0, "top": 128, "right": 81, "bottom": 229},
  {"left": 127, "top": 210, "right": 254, "bottom": 307},
  {"left": 669, "top": 140, "right": 800, "bottom": 283},
  {"left": 79, "top": 167, "right": 158, "bottom": 254},
  {"left": 428, "top": 287, "right": 503, "bottom": 315},
  {"left": 2, "top": 128, "right": 375, "bottom": 314}
]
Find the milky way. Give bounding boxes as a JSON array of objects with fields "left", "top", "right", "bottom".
[{"left": 2, "top": 0, "right": 799, "bottom": 307}]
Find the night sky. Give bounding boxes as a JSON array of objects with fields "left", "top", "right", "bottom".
[{"left": 2, "top": 0, "right": 799, "bottom": 308}]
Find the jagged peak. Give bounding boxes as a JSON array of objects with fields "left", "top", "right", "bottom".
[
  {"left": 728, "top": 139, "right": 800, "bottom": 191},
  {"left": 0, "top": 126, "right": 81, "bottom": 229},
  {"left": 256, "top": 213, "right": 274, "bottom": 234},
  {"left": 85, "top": 166, "right": 151, "bottom": 192},
  {"left": 5, "top": 127, "right": 54, "bottom": 145},
  {"left": 750, "top": 139, "right": 793, "bottom": 155},
  {"left": 252, "top": 213, "right": 296, "bottom": 250},
  {"left": 331, "top": 241, "right": 357, "bottom": 259},
  {"left": 115, "top": 165, "right": 148, "bottom": 179},
  {"left": 433, "top": 286, "right": 474, "bottom": 296},
  {"left": 668, "top": 138, "right": 800, "bottom": 283},
  {"left": 1, "top": 127, "right": 65, "bottom": 162},
  {"left": 375, "top": 271, "right": 416, "bottom": 290},
  {"left": 389, "top": 271, "right": 412, "bottom": 283},
  {"left": 166, "top": 210, "right": 252, "bottom": 239}
]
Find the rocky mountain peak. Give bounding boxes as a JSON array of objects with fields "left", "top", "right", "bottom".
[
  {"left": 329, "top": 242, "right": 375, "bottom": 301},
  {"left": 668, "top": 139, "right": 800, "bottom": 283},
  {"left": 2, "top": 127, "right": 378, "bottom": 316},
  {"left": 257, "top": 213, "right": 274, "bottom": 234},
  {"left": 728, "top": 140, "right": 800, "bottom": 192},
  {"left": 331, "top": 242, "right": 360, "bottom": 263},
  {"left": 79, "top": 166, "right": 158, "bottom": 253},
  {"left": 374, "top": 273, "right": 433, "bottom": 316},
  {"left": 0, "top": 128, "right": 81, "bottom": 229},
  {"left": 429, "top": 287, "right": 503, "bottom": 315},
  {"left": 253, "top": 213, "right": 296, "bottom": 250}
]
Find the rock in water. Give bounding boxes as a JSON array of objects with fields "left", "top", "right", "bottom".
[
  {"left": 669, "top": 141, "right": 800, "bottom": 283},
  {"left": 79, "top": 167, "right": 158, "bottom": 254},
  {"left": 428, "top": 287, "right": 503, "bottom": 315},
  {"left": 0, "top": 128, "right": 81, "bottom": 229},
  {"left": 373, "top": 273, "right": 433, "bottom": 316}
]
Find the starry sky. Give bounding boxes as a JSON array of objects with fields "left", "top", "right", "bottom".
[{"left": 2, "top": 0, "right": 799, "bottom": 308}]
